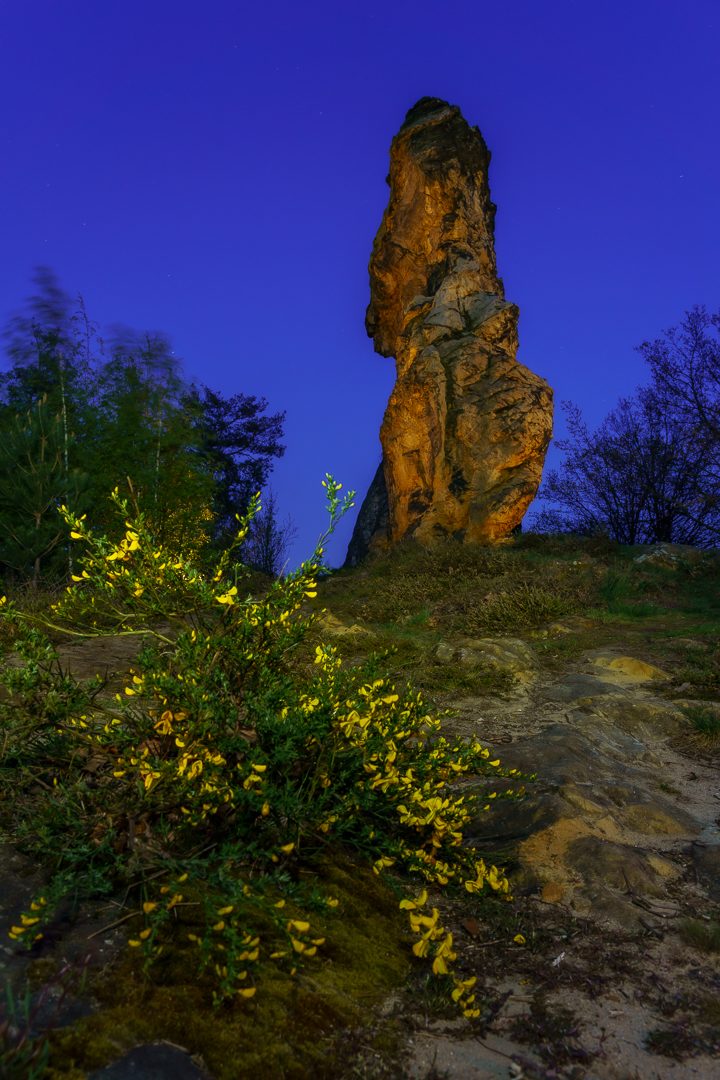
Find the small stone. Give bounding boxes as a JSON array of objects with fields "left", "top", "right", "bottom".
[{"left": 541, "top": 882, "right": 565, "bottom": 904}]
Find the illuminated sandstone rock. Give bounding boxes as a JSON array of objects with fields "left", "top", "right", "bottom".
[{"left": 345, "top": 97, "right": 553, "bottom": 566}]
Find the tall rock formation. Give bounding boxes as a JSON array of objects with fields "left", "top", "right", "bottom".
[{"left": 345, "top": 97, "right": 553, "bottom": 567}]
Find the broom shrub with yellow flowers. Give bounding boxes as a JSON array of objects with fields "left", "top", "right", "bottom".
[{"left": 0, "top": 476, "right": 523, "bottom": 1004}]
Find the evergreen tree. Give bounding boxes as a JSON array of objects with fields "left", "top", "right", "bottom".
[
  {"left": 0, "top": 396, "right": 87, "bottom": 583},
  {"left": 84, "top": 328, "right": 214, "bottom": 550},
  {"left": 1, "top": 269, "right": 287, "bottom": 573},
  {"left": 188, "top": 386, "right": 286, "bottom": 545}
]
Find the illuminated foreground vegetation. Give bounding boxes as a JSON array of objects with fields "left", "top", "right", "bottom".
[{"left": 0, "top": 479, "right": 520, "bottom": 1076}]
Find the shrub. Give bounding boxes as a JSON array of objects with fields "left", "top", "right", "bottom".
[{"left": 0, "top": 480, "right": 520, "bottom": 1003}]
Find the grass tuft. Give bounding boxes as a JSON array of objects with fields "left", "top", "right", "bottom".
[{"left": 678, "top": 917, "right": 720, "bottom": 952}]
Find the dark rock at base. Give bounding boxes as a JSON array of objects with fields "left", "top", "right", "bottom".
[
  {"left": 465, "top": 792, "right": 570, "bottom": 848},
  {"left": 89, "top": 1043, "right": 211, "bottom": 1080},
  {"left": 564, "top": 835, "right": 674, "bottom": 898},
  {"left": 344, "top": 461, "right": 389, "bottom": 567},
  {"left": 544, "top": 673, "right": 633, "bottom": 704}
]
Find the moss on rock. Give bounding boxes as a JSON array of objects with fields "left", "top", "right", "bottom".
[{"left": 47, "top": 856, "right": 410, "bottom": 1080}]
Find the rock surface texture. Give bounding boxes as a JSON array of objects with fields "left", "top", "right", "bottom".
[{"left": 345, "top": 97, "right": 553, "bottom": 566}]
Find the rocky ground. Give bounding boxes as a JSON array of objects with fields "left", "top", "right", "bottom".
[
  {"left": 396, "top": 614, "right": 720, "bottom": 1079},
  {"left": 1, "top": 540, "right": 719, "bottom": 1079}
]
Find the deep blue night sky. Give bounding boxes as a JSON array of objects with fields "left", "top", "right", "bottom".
[{"left": 2, "top": 0, "right": 719, "bottom": 564}]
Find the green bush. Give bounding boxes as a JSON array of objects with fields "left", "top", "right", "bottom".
[{"left": 0, "top": 481, "right": 519, "bottom": 1003}]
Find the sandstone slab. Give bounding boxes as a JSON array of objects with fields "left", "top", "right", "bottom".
[
  {"left": 587, "top": 650, "right": 670, "bottom": 682},
  {"left": 433, "top": 636, "right": 539, "bottom": 679},
  {"left": 583, "top": 696, "right": 685, "bottom": 739},
  {"left": 464, "top": 710, "right": 705, "bottom": 926},
  {"left": 543, "top": 673, "right": 634, "bottom": 704},
  {"left": 315, "top": 612, "right": 376, "bottom": 640}
]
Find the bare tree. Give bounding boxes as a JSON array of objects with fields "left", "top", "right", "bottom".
[
  {"left": 635, "top": 305, "right": 720, "bottom": 534},
  {"left": 529, "top": 391, "right": 719, "bottom": 545},
  {"left": 241, "top": 488, "right": 298, "bottom": 577}
]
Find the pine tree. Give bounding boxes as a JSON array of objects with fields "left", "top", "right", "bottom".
[
  {"left": 188, "top": 386, "right": 286, "bottom": 546},
  {"left": 0, "top": 397, "right": 87, "bottom": 583}
]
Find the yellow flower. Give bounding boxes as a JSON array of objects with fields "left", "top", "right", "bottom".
[
  {"left": 280, "top": 842, "right": 295, "bottom": 854},
  {"left": 513, "top": 934, "right": 526, "bottom": 945},
  {"left": 291, "top": 938, "right": 305, "bottom": 953},
  {"left": 212, "top": 921, "right": 225, "bottom": 932},
  {"left": 128, "top": 939, "right": 141, "bottom": 947},
  {"left": 139, "top": 928, "right": 152, "bottom": 940},
  {"left": 237, "top": 987, "right": 256, "bottom": 998},
  {"left": 143, "top": 902, "right": 158, "bottom": 914},
  {"left": 288, "top": 920, "right": 310, "bottom": 932},
  {"left": 399, "top": 889, "right": 428, "bottom": 911}
]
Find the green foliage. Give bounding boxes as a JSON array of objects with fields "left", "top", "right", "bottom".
[
  {"left": 187, "top": 385, "right": 286, "bottom": 546},
  {"left": 1, "top": 270, "right": 286, "bottom": 580},
  {"left": 0, "top": 478, "right": 518, "bottom": 1005},
  {"left": 0, "top": 396, "right": 87, "bottom": 582}
]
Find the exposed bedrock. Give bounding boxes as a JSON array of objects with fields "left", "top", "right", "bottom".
[{"left": 345, "top": 97, "right": 553, "bottom": 567}]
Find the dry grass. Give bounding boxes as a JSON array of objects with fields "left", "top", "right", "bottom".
[{"left": 320, "top": 538, "right": 599, "bottom": 637}]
